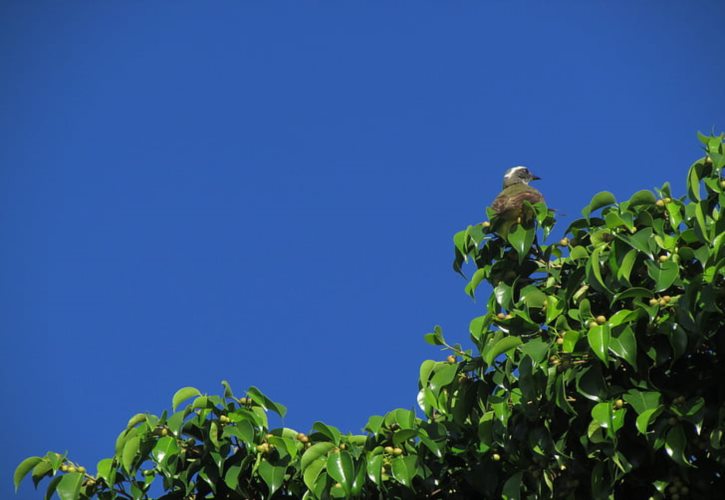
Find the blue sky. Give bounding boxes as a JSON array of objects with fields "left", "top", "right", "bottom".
[{"left": 2, "top": 2, "right": 723, "bottom": 498}]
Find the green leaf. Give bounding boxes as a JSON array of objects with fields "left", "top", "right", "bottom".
[
  {"left": 56, "top": 472, "right": 83, "bottom": 500},
  {"left": 391, "top": 455, "right": 417, "bottom": 488},
  {"left": 172, "top": 386, "right": 201, "bottom": 411},
  {"left": 31, "top": 460, "right": 53, "bottom": 487},
  {"left": 636, "top": 407, "right": 662, "bottom": 434},
  {"left": 582, "top": 191, "right": 616, "bottom": 219},
  {"left": 302, "top": 458, "right": 326, "bottom": 493},
  {"left": 152, "top": 436, "right": 179, "bottom": 465},
  {"left": 502, "top": 471, "right": 523, "bottom": 500},
  {"left": 617, "top": 249, "right": 638, "bottom": 283},
  {"left": 14, "top": 456, "right": 42, "bottom": 491},
  {"left": 507, "top": 224, "right": 535, "bottom": 263},
  {"left": 122, "top": 435, "right": 140, "bottom": 474},
  {"left": 587, "top": 325, "right": 610, "bottom": 364},
  {"left": 646, "top": 260, "right": 679, "bottom": 292},
  {"left": 465, "top": 268, "right": 487, "bottom": 299},
  {"left": 248, "top": 386, "right": 288, "bottom": 417},
  {"left": 327, "top": 451, "right": 354, "bottom": 496},
  {"left": 258, "top": 460, "right": 286, "bottom": 496},
  {"left": 366, "top": 453, "right": 383, "bottom": 485},
  {"left": 221, "top": 380, "right": 235, "bottom": 399},
  {"left": 624, "top": 390, "right": 661, "bottom": 416},
  {"left": 665, "top": 425, "right": 691, "bottom": 466},
  {"left": 609, "top": 325, "right": 637, "bottom": 368},
  {"left": 428, "top": 363, "right": 458, "bottom": 395},
  {"left": 96, "top": 458, "right": 116, "bottom": 487},
  {"left": 44, "top": 475, "right": 62, "bottom": 500},
  {"left": 301, "top": 442, "right": 336, "bottom": 471},
  {"left": 520, "top": 285, "right": 547, "bottom": 308},
  {"left": 483, "top": 336, "right": 522, "bottom": 365},
  {"left": 312, "top": 421, "right": 342, "bottom": 444},
  {"left": 628, "top": 190, "right": 656, "bottom": 206}
]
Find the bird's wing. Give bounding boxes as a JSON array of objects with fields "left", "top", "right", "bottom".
[{"left": 491, "top": 186, "right": 544, "bottom": 216}]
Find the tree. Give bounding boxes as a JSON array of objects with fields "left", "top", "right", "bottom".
[{"left": 15, "top": 133, "right": 725, "bottom": 499}]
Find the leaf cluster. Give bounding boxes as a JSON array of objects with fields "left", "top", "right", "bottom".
[{"left": 15, "top": 133, "right": 725, "bottom": 499}]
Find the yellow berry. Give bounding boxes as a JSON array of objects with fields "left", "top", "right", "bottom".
[
  {"left": 384, "top": 446, "right": 394, "bottom": 454},
  {"left": 559, "top": 237, "right": 570, "bottom": 247},
  {"left": 446, "top": 355, "right": 457, "bottom": 364},
  {"left": 656, "top": 199, "right": 665, "bottom": 208},
  {"left": 392, "top": 447, "right": 403, "bottom": 456},
  {"left": 662, "top": 295, "right": 671, "bottom": 303},
  {"left": 482, "top": 221, "right": 491, "bottom": 228},
  {"left": 492, "top": 453, "right": 501, "bottom": 461},
  {"left": 649, "top": 298, "right": 659, "bottom": 306},
  {"left": 556, "top": 337, "right": 564, "bottom": 345},
  {"left": 614, "top": 399, "right": 624, "bottom": 409},
  {"left": 496, "top": 312, "right": 506, "bottom": 320},
  {"left": 658, "top": 254, "right": 669, "bottom": 263},
  {"left": 596, "top": 315, "right": 606, "bottom": 325},
  {"left": 664, "top": 197, "right": 672, "bottom": 204}
]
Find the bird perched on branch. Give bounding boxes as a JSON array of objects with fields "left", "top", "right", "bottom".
[{"left": 489, "top": 166, "right": 544, "bottom": 237}]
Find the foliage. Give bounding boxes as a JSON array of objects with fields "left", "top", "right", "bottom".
[{"left": 16, "top": 134, "right": 725, "bottom": 499}]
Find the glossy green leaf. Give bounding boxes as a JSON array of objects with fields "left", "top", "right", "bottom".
[
  {"left": 428, "top": 363, "right": 458, "bottom": 394},
  {"left": 171, "top": 386, "right": 201, "bottom": 411},
  {"left": 465, "top": 268, "right": 487, "bottom": 298},
  {"left": 582, "top": 191, "right": 616, "bottom": 218},
  {"left": 366, "top": 454, "right": 383, "bottom": 485},
  {"left": 483, "top": 336, "right": 522, "bottom": 365},
  {"left": 507, "top": 224, "right": 535, "bottom": 263},
  {"left": 665, "top": 426, "right": 691, "bottom": 466},
  {"left": 302, "top": 458, "right": 326, "bottom": 493},
  {"left": 587, "top": 325, "right": 610, "bottom": 364},
  {"left": 629, "top": 189, "right": 656, "bottom": 206},
  {"left": 502, "top": 471, "right": 523, "bottom": 500},
  {"left": 609, "top": 325, "right": 637, "bottom": 368},
  {"left": 301, "top": 442, "right": 336, "bottom": 471},
  {"left": 248, "top": 386, "right": 288, "bottom": 417},
  {"left": 14, "top": 456, "right": 42, "bottom": 491},
  {"left": 122, "top": 435, "right": 140, "bottom": 474},
  {"left": 623, "top": 390, "right": 661, "bottom": 415},
  {"left": 258, "top": 460, "right": 286, "bottom": 496},
  {"left": 646, "top": 260, "right": 678, "bottom": 292},
  {"left": 152, "top": 436, "right": 179, "bottom": 465},
  {"left": 636, "top": 407, "right": 662, "bottom": 434},
  {"left": 391, "top": 455, "right": 417, "bottom": 488},
  {"left": 56, "top": 473, "right": 83, "bottom": 500},
  {"left": 327, "top": 451, "right": 354, "bottom": 495}
]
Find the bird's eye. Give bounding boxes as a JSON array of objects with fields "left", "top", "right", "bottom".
[{"left": 521, "top": 168, "right": 529, "bottom": 175}]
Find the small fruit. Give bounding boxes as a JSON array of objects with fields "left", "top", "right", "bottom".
[
  {"left": 219, "top": 415, "right": 230, "bottom": 423},
  {"left": 384, "top": 446, "right": 394, "bottom": 454},
  {"left": 482, "top": 221, "right": 491, "bottom": 228},
  {"left": 339, "top": 443, "right": 347, "bottom": 450},
  {"left": 614, "top": 399, "right": 624, "bottom": 409},
  {"left": 496, "top": 312, "right": 506, "bottom": 320},
  {"left": 662, "top": 295, "right": 671, "bottom": 303},
  {"left": 67, "top": 466, "right": 77, "bottom": 473},
  {"left": 161, "top": 428, "right": 169, "bottom": 436},
  {"left": 659, "top": 298, "right": 667, "bottom": 306},
  {"left": 595, "top": 315, "right": 606, "bottom": 325},
  {"left": 664, "top": 197, "right": 672, "bottom": 204},
  {"left": 60, "top": 464, "right": 69, "bottom": 472},
  {"left": 492, "top": 453, "right": 501, "bottom": 461},
  {"left": 559, "top": 237, "right": 570, "bottom": 247},
  {"left": 446, "top": 355, "right": 457, "bottom": 364},
  {"left": 588, "top": 320, "right": 598, "bottom": 329},
  {"left": 649, "top": 298, "right": 659, "bottom": 306},
  {"left": 238, "top": 397, "right": 249, "bottom": 405},
  {"left": 556, "top": 337, "right": 564, "bottom": 345},
  {"left": 658, "top": 254, "right": 669, "bottom": 263},
  {"left": 393, "top": 447, "right": 403, "bottom": 456},
  {"left": 505, "top": 313, "right": 513, "bottom": 320},
  {"left": 656, "top": 199, "right": 665, "bottom": 208},
  {"left": 720, "top": 179, "right": 725, "bottom": 189},
  {"left": 77, "top": 466, "right": 86, "bottom": 473}
]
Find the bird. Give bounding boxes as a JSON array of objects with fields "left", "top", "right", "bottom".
[{"left": 489, "top": 166, "right": 544, "bottom": 237}]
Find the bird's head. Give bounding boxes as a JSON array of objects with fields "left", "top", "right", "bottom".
[{"left": 502, "top": 166, "right": 541, "bottom": 188}]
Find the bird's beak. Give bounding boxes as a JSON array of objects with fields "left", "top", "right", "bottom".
[{"left": 531, "top": 175, "right": 541, "bottom": 181}]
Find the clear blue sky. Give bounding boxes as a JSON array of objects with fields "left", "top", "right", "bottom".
[{"left": 2, "top": 2, "right": 723, "bottom": 498}]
